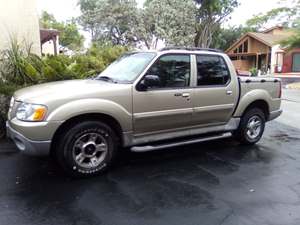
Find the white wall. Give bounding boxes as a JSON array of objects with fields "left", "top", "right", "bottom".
[
  {"left": 271, "top": 45, "right": 283, "bottom": 73},
  {"left": 0, "top": 0, "right": 41, "bottom": 55},
  {"left": 42, "top": 36, "right": 59, "bottom": 55}
]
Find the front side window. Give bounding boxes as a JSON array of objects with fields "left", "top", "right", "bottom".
[
  {"left": 197, "top": 55, "right": 230, "bottom": 86},
  {"left": 146, "top": 54, "right": 191, "bottom": 88}
]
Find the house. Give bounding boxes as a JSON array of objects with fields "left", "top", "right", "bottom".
[
  {"left": 0, "top": 0, "right": 41, "bottom": 55},
  {"left": 226, "top": 26, "right": 300, "bottom": 74},
  {"left": 40, "top": 29, "right": 60, "bottom": 55},
  {"left": 0, "top": 0, "right": 59, "bottom": 56}
]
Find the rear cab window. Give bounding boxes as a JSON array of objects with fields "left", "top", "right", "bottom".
[{"left": 196, "top": 55, "right": 230, "bottom": 86}]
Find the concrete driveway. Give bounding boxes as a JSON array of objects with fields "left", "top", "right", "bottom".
[{"left": 0, "top": 89, "right": 300, "bottom": 225}]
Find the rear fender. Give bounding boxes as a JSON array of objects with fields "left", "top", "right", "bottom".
[{"left": 233, "top": 89, "right": 271, "bottom": 117}]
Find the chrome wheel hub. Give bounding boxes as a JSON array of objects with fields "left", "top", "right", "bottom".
[
  {"left": 246, "top": 116, "right": 262, "bottom": 140},
  {"left": 72, "top": 132, "right": 108, "bottom": 169}
]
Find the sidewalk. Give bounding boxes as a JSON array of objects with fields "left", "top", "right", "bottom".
[{"left": 273, "top": 73, "right": 300, "bottom": 78}]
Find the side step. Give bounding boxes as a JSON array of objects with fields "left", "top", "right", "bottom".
[{"left": 131, "top": 132, "right": 232, "bottom": 153}]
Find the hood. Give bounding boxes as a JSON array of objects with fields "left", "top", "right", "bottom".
[{"left": 14, "top": 79, "right": 129, "bottom": 104}]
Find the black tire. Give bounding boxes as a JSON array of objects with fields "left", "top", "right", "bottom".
[
  {"left": 234, "top": 108, "right": 266, "bottom": 145},
  {"left": 55, "top": 120, "right": 119, "bottom": 178}
]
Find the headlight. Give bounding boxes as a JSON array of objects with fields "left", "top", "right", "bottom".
[{"left": 16, "top": 103, "right": 47, "bottom": 122}]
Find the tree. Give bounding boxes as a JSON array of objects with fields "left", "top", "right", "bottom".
[
  {"left": 246, "top": 7, "right": 296, "bottom": 30},
  {"left": 281, "top": 30, "right": 300, "bottom": 50},
  {"left": 78, "top": 0, "right": 239, "bottom": 49},
  {"left": 143, "top": 0, "right": 196, "bottom": 47},
  {"left": 78, "top": 0, "right": 142, "bottom": 46},
  {"left": 40, "top": 11, "right": 85, "bottom": 51},
  {"left": 77, "top": 0, "right": 99, "bottom": 38},
  {"left": 194, "top": 0, "right": 239, "bottom": 48},
  {"left": 211, "top": 26, "right": 255, "bottom": 51},
  {"left": 246, "top": 0, "right": 300, "bottom": 30}
]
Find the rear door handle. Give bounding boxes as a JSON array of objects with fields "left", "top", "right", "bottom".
[{"left": 226, "top": 90, "right": 233, "bottom": 95}]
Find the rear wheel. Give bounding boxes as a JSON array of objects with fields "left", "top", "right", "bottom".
[
  {"left": 55, "top": 121, "right": 119, "bottom": 178},
  {"left": 234, "top": 108, "right": 266, "bottom": 145}
]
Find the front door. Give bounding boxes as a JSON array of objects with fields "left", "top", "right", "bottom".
[
  {"left": 192, "top": 54, "right": 239, "bottom": 127},
  {"left": 292, "top": 53, "right": 300, "bottom": 72},
  {"left": 133, "top": 54, "right": 193, "bottom": 134}
]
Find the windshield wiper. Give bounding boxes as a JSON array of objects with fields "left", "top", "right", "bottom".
[{"left": 96, "top": 76, "right": 118, "bottom": 83}]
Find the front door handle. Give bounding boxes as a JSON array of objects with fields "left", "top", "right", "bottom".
[{"left": 182, "top": 93, "right": 190, "bottom": 98}]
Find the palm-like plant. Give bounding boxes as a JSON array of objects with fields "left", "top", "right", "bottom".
[{"left": 0, "top": 38, "right": 43, "bottom": 85}]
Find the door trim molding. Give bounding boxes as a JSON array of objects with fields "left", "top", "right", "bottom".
[
  {"left": 194, "top": 104, "right": 235, "bottom": 113},
  {"left": 134, "top": 108, "right": 193, "bottom": 119},
  {"left": 123, "top": 118, "right": 240, "bottom": 147}
]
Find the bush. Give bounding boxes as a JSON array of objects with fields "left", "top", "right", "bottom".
[
  {"left": 0, "top": 82, "right": 22, "bottom": 96},
  {"left": 42, "top": 54, "right": 77, "bottom": 81},
  {"left": 0, "top": 40, "right": 128, "bottom": 86},
  {"left": 250, "top": 67, "right": 258, "bottom": 76},
  {"left": 0, "top": 38, "right": 44, "bottom": 85}
]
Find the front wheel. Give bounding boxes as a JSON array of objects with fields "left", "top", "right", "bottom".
[
  {"left": 55, "top": 121, "right": 119, "bottom": 178},
  {"left": 234, "top": 108, "right": 266, "bottom": 145}
]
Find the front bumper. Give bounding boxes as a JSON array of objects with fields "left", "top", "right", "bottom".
[
  {"left": 6, "top": 122, "right": 51, "bottom": 156},
  {"left": 268, "top": 109, "right": 283, "bottom": 121}
]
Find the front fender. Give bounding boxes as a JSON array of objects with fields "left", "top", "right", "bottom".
[
  {"left": 234, "top": 89, "right": 272, "bottom": 117},
  {"left": 47, "top": 99, "right": 132, "bottom": 132}
]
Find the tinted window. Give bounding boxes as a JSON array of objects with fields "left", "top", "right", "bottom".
[
  {"left": 146, "top": 54, "right": 190, "bottom": 88},
  {"left": 197, "top": 55, "right": 230, "bottom": 86}
]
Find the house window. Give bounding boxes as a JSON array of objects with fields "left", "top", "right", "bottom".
[
  {"left": 238, "top": 44, "right": 243, "bottom": 53},
  {"left": 244, "top": 40, "right": 248, "bottom": 53},
  {"left": 234, "top": 49, "right": 238, "bottom": 53}
]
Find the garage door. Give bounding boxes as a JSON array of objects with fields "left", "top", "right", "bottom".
[{"left": 293, "top": 53, "right": 300, "bottom": 72}]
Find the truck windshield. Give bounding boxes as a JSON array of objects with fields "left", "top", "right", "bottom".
[{"left": 96, "top": 52, "right": 157, "bottom": 83}]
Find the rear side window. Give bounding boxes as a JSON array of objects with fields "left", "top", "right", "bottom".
[{"left": 196, "top": 55, "right": 230, "bottom": 86}]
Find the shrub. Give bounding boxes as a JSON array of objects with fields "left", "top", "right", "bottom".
[
  {"left": 250, "top": 67, "right": 258, "bottom": 76},
  {"left": 42, "top": 54, "right": 77, "bottom": 81},
  {"left": 0, "top": 39, "right": 44, "bottom": 85}
]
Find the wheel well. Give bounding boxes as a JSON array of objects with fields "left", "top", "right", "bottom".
[
  {"left": 50, "top": 113, "right": 123, "bottom": 155},
  {"left": 243, "top": 100, "right": 269, "bottom": 119}
]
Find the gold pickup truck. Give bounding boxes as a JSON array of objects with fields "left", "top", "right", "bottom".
[{"left": 6, "top": 48, "right": 282, "bottom": 177}]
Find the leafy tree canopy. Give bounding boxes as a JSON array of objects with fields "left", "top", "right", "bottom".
[
  {"left": 143, "top": 0, "right": 196, "bottom": 47},
  {"left": 246, "top": 0, "right": 300, "bottom": 30},
  {"left": 211, "top": 26, "right": 256, "bottom": 51},
  {"left": 78, "top": 0, "right": 142, "bottom": 46},
  {"left": 78, "top": 0, "right": 239, "bottom": 48},
  {"left": 194, "top": 0, "right": 239, "bottom": 47}
]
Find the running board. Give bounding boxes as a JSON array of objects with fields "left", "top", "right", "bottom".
[{"left": 130, "top": 132, "right": 232, "bottom": 153}]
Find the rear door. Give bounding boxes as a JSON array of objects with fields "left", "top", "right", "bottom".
[
  {"left": 133, "top": 54, "right": 194, "bottom": 134},
  {"left": 192, "top": 54, "right": 239, "bottom": 127}
]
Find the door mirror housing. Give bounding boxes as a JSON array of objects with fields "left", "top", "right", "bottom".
[{"left": 138, "top": 75, "right": 160, "bottom": 91}]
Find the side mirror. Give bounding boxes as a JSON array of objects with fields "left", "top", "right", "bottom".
[{"left": 138, "top": 75, "right": 160, "bottom": 91}]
